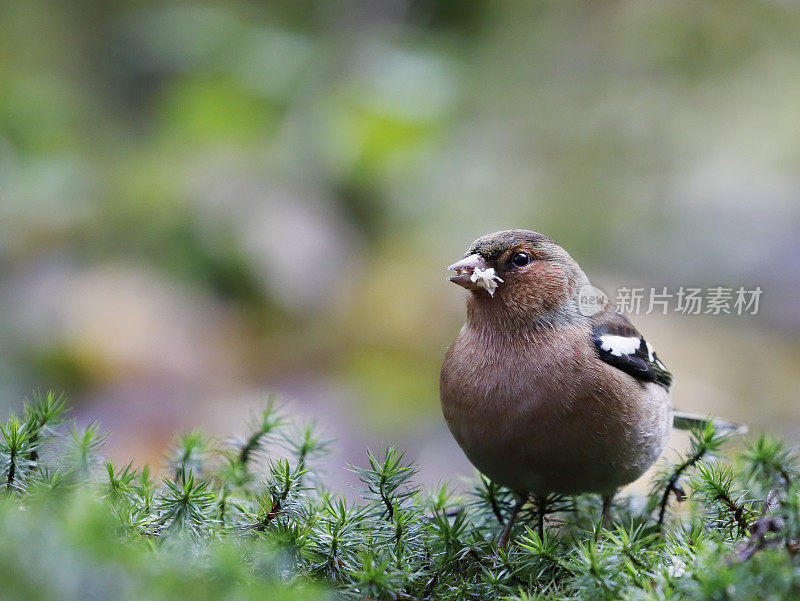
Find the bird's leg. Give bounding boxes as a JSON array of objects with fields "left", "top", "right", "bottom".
[
  {"left": 536, "top": 495, "right": 547, "bottom": 539},
  {"left": 497, "top": 496, "right": 525, "bottom": 550},
  {"left": 601, "top": 494, "right": 614, "bottom": 529}
]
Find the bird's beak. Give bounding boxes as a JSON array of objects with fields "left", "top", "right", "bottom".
[{"left": 446, "top": 253, "right": 488, "bottom": 290}]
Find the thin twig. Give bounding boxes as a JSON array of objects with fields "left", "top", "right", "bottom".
[
  {"left": 735, "top": 489, "right": 783, "bottom": 561},
  {"left": 658, "top": 450, "right": 707, "bottom": 527},
  {"left": 379, "top": 480, "right": 395, "bottom": 521},
  {"left": 713, "top": 493, "right": 751, "bottom": 537}
]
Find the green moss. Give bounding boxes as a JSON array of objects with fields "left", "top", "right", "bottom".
[{"left": 0, "top": 392, "right": 798, "bottom": 601}]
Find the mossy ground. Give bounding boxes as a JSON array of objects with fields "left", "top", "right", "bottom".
[{"left": 0, "top": 392, "right": 798, "bottom": 601}]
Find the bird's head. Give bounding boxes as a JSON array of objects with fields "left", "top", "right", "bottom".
[{"left": 447, "top": 229, "right": 591, "bottom": 327}]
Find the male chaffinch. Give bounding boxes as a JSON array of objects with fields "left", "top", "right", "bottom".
[{"left": 440, "top": 229, "right": 674, "bottom": 547}]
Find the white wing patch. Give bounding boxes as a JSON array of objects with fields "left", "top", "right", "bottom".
[{"left": 599, "top": 334, "right": 641, "bottom": 357}]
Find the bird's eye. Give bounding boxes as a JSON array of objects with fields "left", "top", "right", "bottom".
[{"left": 511, "top": 252, "right": 531, "bottom": 267}]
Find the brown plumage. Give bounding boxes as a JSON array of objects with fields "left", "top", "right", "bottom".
[{"left": 440, "top": 230, "right": 672, "bottom": 546}]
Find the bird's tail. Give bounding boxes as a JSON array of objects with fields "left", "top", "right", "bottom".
[{"left": 672, "top": 409, "right": 748, "bottom": 435}]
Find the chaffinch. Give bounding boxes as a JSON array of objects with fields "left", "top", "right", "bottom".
[{"left": 440, "top": 229, "right": 674, "bottom": 547}]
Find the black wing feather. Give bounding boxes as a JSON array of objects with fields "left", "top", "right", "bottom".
[{"left": 590, "top": 311, "right": 672, "bottom": 390}]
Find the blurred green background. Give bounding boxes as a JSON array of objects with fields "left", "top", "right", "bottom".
[{"left": 2, "top": 0, "right": 799, "bottom": 489}]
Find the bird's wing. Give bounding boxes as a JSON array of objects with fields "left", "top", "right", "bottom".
[
  {"left": 589, "top": 309, "right": 673, "bottom": 390},
  {"left": 590, "top": 311, "right": 748, "bottom": 434}
]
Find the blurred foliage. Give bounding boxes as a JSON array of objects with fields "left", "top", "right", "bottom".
[
  {"left": 1, "top": 392, "right": 800, "bottom": 600},
  {"left": 2, "top": 0, "right": 800, "bottom": 453}
]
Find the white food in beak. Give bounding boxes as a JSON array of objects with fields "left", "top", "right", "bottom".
[{"left": 470, "top": 267, "right": 503, "bottom": 296}]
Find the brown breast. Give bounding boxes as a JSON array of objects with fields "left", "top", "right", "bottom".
[{"left": 440, "top": 323, "right": 672, "bottom": 496}]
